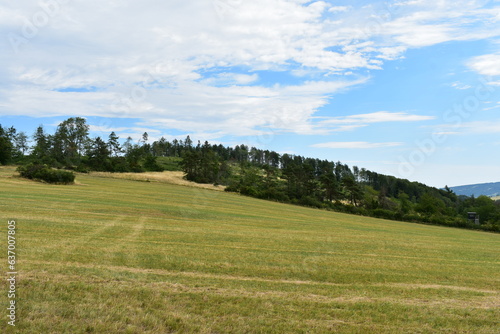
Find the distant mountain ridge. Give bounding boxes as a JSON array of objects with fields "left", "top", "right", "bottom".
[{"left": 449, "top": 182, "right": 500, "bottom": 198}]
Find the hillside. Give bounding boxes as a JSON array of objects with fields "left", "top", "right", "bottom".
[
  {"left": 1, "top": 166, "right": 499, "bottom": 333},
  {"left": 450, "top": 182, "right": 500, "bottom": 197},
  {"left": 5, "top": 117, "right": 499, "bottom": 232}
]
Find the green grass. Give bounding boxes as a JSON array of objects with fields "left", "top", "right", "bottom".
[
  {"left": 0, "top": 166, "right": 499, "bottom": 333},
  {"left": 156, "top": 156, "right": 182, "bottom": 171}
]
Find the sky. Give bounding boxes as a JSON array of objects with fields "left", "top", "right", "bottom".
[{"left": 1, "top": 0, "right": 500, "bottom": 188}]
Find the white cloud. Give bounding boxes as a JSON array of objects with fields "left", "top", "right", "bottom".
[
  {"left": 202, "top": 73, "right": 259, "bottom": 86},
  {"left": 312, "top": 141, "right": 403, "bottom": 149},
  {"left": 376, "top": 46, "right": 407, "bottom": 60},
  {"left": 468, "top": 54, "right": 500, "bottom": 76},
  {"left": 451, "top": 82, "right": 472, "bottom": 90},
  {"left": 387, "top": 23, "right": 454, "bottom": 47},
  {"left": 318, "top": 111, "right": 435, "bottom": 131},
  {"left": 461, "top": 121, "right": 500, "bottom": 134},
  {"left": 434, "top": 131, "right": 460, "bottom": 135},
  {"left": 328, "top": 6, "right": 350, "bottom": 13},
  {"left": 437, "top": 119, "right": 500, "bottom": 135},
  {"left": 377, "top": 1, "right": 500, "bottom": 48},
  {"left": 89, "top": 125, "right": 160, "bottom": 135},
  {"left": 483, "top": 103, "right": 500, "bottom": 111},
  {"left": 0, "top": 77, "right": 367, "bottom": 138},
  {"left": 0, "top": 0, "right": 498, "bottom": 139}
]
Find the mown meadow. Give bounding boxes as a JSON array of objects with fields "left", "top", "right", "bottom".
[{"left": 0, "top": 166, "right": 499, "bottom": 333}]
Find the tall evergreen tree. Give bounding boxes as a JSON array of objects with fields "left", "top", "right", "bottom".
[
  {"left": 184, "top": 135, "right": 193, "bottom": 151},
  {"left": 15, "top": 132, "right": 29, "bottom": 156},
  {"left": 31, "top": 126, "right": 49, "bottom": 161},
  {"left": 0, "top": 125, "right": 13, "bottom": 165},
  {"left": 342, "top": 176, "right": 363, "bottom": 206},
  {"left": 108, "top": 132, "right": 122, "bottom": 157},
  {"left": 88, "top": 137, "right": 110, "bottom": 170}
]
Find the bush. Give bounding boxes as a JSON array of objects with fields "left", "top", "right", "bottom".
[
  {"left": 429, "top": 214, "right": 446, "bottom": 226},
  {"left": 402, "top": 213, "right": 422, "bottom": 223},
  {"left": 240, "top": 185, "right": 260, "bottom": 197},
  {"left": 372, "top": 208, "right": 396, "bottom": 220},
  {"left": 298, "top": 196, "right": 323, "bottom": 208},
  {"left": 224, "top": 184, "right": 240, "bottom": 193},
  {"left": 482, "top": 223, "right": 500, "bottom": 232},
  {"left": 260, "top": 189, "right": 289, "bottom": 202},
  {"left": 75, "top": 165, "right": 90, "bottom": 173},
  {"left": 17, "top": 164, "right": 75, "bottom": 184}
]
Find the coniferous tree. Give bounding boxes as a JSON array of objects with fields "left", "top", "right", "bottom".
[
  {"left": 184, "top": 135, "right": 193, "bottom": 151},
  {"left": 31, "top": 126, "right": 50, "bottom": 162},
  {"left": 15, "top": 132, "right": 29, "bottom": 156},
  {"left": 342, "top": 176, "right": 363, "bottom": 206},
  {"left": 0, "top": 125, "right": 13, "bottom": 165},
  {"left": 87, "top": 137, "right": 110, "bottom": 170},
  {"left": 108, "top": 132, "right": 122, "bottom": 157}
]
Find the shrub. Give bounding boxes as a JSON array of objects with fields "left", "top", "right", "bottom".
[
  {"left": 402, "top": 213, "right": 422, "bottom": 223},
  {"left": 74, "top": 164, "right": 90, "bottom": 173},
  {"left": 298, "top": 196, "right": 323, "bottom": 208},
  {"left": 372, "top": 208, "right": 396, "bottom": 220},
  {"left": 17, "top": 164, "right": 75, "bottom": 184},
  {"left": 224, "top": 184, "right": 240, "bottom": 193},
  {"left": 429, "top": 214, "right": 446, "bottom": 226},
  {"left": 240, "top": 185, "right": 260, "bottom": 197},
  {"left": 129, "top": 163, "right": 145, "bottom": 173}
]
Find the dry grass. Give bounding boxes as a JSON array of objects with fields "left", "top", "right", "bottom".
[
  {"left": 0, "top": 165, "right": 499, "bottom": 333},
  {"left": 88, "top": 171, "right": 226, "bottom": 191}
]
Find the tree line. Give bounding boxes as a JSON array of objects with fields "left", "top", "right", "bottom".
[
  {"left": 0, "top": 117, "right": 165, "bottom": 173},
  {"left": 1, "top": 117, "right": 499, "bottom": 232},
  {"left": 180, "top": 143, "right": 500, "bottom": 232}
]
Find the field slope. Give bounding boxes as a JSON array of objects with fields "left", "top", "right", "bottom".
[{"left": 1, "top": 166, "right": 499, "bottom": 333}]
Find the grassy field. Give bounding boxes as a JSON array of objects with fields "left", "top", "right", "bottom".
[
  {"left": 87, "top": 171, "right": 225, "bottom": 192},
  {"left": 0, "top": 166, "right": 499, "bottom": 333}
]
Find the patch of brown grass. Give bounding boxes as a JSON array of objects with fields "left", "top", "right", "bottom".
[{"left": 88, "top": 171, "right": 226, "bottom": 191}]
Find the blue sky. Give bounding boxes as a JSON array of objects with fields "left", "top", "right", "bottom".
[{"left": 1, "top": 0, "right": 500, "bottom": 187}]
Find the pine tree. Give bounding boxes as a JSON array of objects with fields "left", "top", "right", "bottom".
[
  {"left": 0, "top": 125, "right": 13, "bottom": 165},
  {"left": 108, "top": 132, "right": 122, "bottom": 157}
]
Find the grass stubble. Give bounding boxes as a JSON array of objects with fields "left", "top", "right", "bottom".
[{"left": 0, "top": 166, "right": 498, "bottom": 333}]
